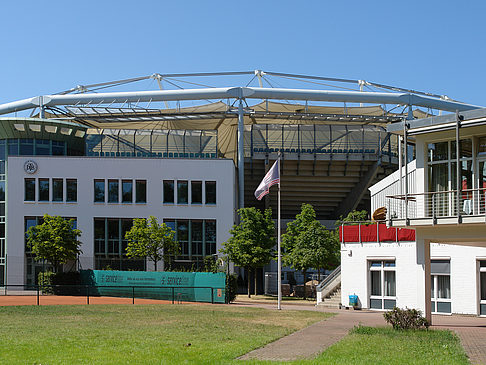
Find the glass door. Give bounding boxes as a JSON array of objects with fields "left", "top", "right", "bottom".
[
  {"left": 480, "top": 261, "right": 486, "bottom": 316},
  {"left": 477, "top": 160, "right": 486, "bottom": 214}
]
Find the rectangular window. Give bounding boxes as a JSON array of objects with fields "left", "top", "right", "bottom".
[
  {"left": 121, "top": 219, "right": 133, "bottom": 253},
  {"left": 8, "top": 140, "right": 18, "bottom": 156},
  {"left": 39, "top": 178, "right": 49, "bottom": 201},
  {"left": 108, "top": 219, "right": 120, "bottom": 254},
  {"left": 384, "top": 271, "right": 396, "bottom": 296},
  {"left": 370, "top": 271, "right": 381, "bottom": 296},
  {"left": 25, "top": 178, "right": 35, "bottom": 201},
  {"left": 52, "top": 178, "right": 63, "bottom": 202},
  {"left": 122, "top": 180, "right": 133, "bottom": 203},
  {"left": 35, "top": 140, "right": 50, "bottom": 155},
  {"left": 205, "top": 220, "right": 216, "bottom": 256},
  {"left": 177, "top": 220, "right": 189, "bottom": 256},
  {"left": 94, "top": 179, "right": 105, "bottom": 203},
  {"left": 163, "top": 180, "right": 174, "bottom": 203},
  {"left": 108, "top": 179, "right": 119, "bottom": 203},
  {"left": 427, "top": 142, "right": 448, "bottom": 162},
  {"left": 431, "top": 259, "right": 451, "bottom": 314},
  {"left": 66, "top": 179, "right": 77, "bottom": 202},
  {"left": 19, "top": 139, "right": 33, "bottom": 155},
  {"left": 52, "top": 141, "right": 65, "bottom": 156},
  {"left": 177, "top": 181, "right": 188, "bottom": 204},
  {"left": 0, "top": 181, "right": 4, "bottom": 202},
  {"left": 205, "top": 181, "right": 216, "bottom": 204},
  {"left": 191, "top": 181, "right": 202, "bottom": 204},
  {"left": 94, "top": 218, "right": 105, "bottom": 254},
  {"left": 369, "top": 260, "right": 396, "bottom": 310},
  {"left": 191, "top": 220, "right": 203, "bottom": 256},
  {"left": 135, "top": 180, "right": 147, "bottom": 203}
]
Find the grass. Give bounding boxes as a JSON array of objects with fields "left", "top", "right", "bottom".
[
  {"left": 290, "top": 326, "right": 469, "bottom": 365},
  {"left": 0, "top": 304, "right": 331, "bottom": 364},
  {"left": 0, "top": 305, "right": 470, "bottom": 364},
  {"left": 236, "top": 294, "right": 316, "bottom": 304}
]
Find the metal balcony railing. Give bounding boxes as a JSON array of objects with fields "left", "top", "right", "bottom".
[{"left": 386, "top": 188, "right": 486, "bottom": 221}]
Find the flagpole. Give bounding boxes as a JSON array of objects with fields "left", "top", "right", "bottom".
[{"left": 277, "top": 157, "right": 282, "bottom": 310}]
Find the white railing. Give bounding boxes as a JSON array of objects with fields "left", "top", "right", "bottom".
[{"left": 386, "top": 188, "right": 486, "bottom": 220}]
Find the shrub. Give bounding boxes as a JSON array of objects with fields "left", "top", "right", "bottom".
[
  {"left": 383, "top": 307, "right": 430, "bottom": 330},
  {"left": 38, "top": 271, "right": 55, "bottom": 294},
  {"left": 227, "top": 273, "right": 238, "bottom": 303},
  {"left": 37, "top": 271, "right": 82, "bottom": 295}
]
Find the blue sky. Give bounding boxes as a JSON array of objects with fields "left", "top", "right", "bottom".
[{"left": 1, "top": 0, "right": 485, "bottom": 107}]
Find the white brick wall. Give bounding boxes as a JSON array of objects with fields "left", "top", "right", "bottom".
[{"left": 341, "top": 240, "right": 486, "bottom": 315}]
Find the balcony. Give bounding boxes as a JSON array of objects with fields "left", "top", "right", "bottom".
[{"left": 386, "top": 188, "right": 486, "bottom": 226}]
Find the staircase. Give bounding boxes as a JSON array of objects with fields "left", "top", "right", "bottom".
[
  {"left": 319, "top": 285, "right": 341, "bottom": 308},
  {"left": 316, "top": 265, "right": 341, "bottom": 308}
]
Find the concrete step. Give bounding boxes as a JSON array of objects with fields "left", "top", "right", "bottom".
[{"left": 320, "top": 288, "right": 342, "bottom": 308}]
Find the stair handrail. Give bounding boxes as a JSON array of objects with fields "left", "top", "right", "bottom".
[{"left": 316, "top": 265, "right": 341, "bottom": 291}]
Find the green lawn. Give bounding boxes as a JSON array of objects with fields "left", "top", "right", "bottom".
[
  {"left": 290, "top": 326, "right": 469, "bottom": 365},
  {"left": 0, "top": 305, "right": 469, "bottom": 365},
  {"left": 0, "top": 304, "right": 331, "bottom": 364}
]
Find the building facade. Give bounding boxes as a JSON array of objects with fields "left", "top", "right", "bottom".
[
  {"left": 340, "top": 108, "right": 486, "bottom": 317},
  {"left": 0, "top": 118, "right": 235, "bottom": 286}
]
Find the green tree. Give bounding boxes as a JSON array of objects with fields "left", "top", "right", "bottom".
[
  {"left": 222, "top": 207, "right": 275, "bottom": 298},
  {"left": 312, "top": 226, "right": 340, "bottom": 279},
  {"left": 26, "top": 214, "right": 82, "bottom": 273},
  {"left": 125, "top": 216, "right": 179, "bottom": 271},
  {"left": 336, "top": 209, "right": 369, "bottom": 226},
  {"left": 282, "top": 204, "right": 339, "bottom": 299}
]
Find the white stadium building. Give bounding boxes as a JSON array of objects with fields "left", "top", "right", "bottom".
[{"left": 0, "top": 71, "right": 482, "bottom": 310}]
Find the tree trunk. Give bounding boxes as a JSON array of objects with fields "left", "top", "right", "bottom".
[
  {"left": 303, "top": 269, "right": 307, "bottom": 300},
  {"left": 254, "top": 267, "right": 258, "bottom": 296},
  {"left": 247, "top": 267, "right": 251, "bottom": 298},
  {"left": 154, "top": 259, "right": 157, "bottom": 272},
  {"left": 317, "top": 267, "right": 320, "bottom": 283}
]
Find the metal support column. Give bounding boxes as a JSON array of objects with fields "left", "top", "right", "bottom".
[
  {"left": 404, "top": 121, "right": 409, "bottom": 224},
  {"left": 39, "top": 96, "right": 45, "bottom": 119},
  {"left": 456, "top": 111, "right": 461, "bottom": 220},
  {"left": 238, "top": 99, "right": 245, "bottom": 209},
  {"left": 398, "top": 135, "right": 403, "bottom": 212}
]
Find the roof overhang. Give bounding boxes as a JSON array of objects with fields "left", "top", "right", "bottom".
[
  {"left": 0, "top": 87, "right": 481, "bottom": 116},
  {"left": 388, "top": 107, "right": 486, "bottom": 136}
]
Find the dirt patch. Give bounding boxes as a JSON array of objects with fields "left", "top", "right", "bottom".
[{"left": 0, "top": 295, "right": 205, "bottom": 307}]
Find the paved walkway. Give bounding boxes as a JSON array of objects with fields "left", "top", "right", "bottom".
[
  {"left": 234, "top": 299, "right": 486, "bottom": 364},
  {"left": 239, "top": 308, "right": 384, "bottom": 361},
  {"left": 432, "top": 315, "right": 486, "bottom": 365}
]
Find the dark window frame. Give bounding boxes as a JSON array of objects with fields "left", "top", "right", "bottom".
[
  {"left": 205, "top": 181, "right": 216, "bottom": 205},
  {"left": 163, "top": 180, "right": 174, "bottom": 204},
  {"left": 66, "top": 179, "right": 77, "bottom": 202},
  {"left": 108, "top": 179, "right": 119, "bottom": 203},
  {"left": 191, "top": 181, "right": 202, "bottom": 204},
  {"left": 177, "top": 180, "right": 188, "bottom": 204},
  {"left": 122, "top": 180, "right": 133, "bottom": 203},
  {"left": 52, "top": 178, "right": 63, "bottom": 202},
  {"left": 25, "top": 178, "right": 35, "bottom": 201},
  {"left": 135, "top": 180, "right": 147, "bottom": 203},
  {"left": 38, "top": 178, "right": 49, "bottom": 201},
  {"left": 94, "top": 179, "right": 105, "bottom": 203}
]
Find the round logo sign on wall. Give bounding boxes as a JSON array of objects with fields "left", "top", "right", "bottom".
[{"left": 24, "top": 160, "right": 38, "bottom": 174}]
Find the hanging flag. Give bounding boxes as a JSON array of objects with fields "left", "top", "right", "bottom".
[{"left": 254, "top": 160, "right": 280, "bottom": 200}]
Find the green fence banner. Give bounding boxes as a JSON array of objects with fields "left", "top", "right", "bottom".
[{"left": 80, "top": 270, "right": 226, "bottom": 303}]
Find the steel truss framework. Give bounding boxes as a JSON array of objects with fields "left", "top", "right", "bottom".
[{"left": 0, "top": 70, "right": 481, "bottom": 209}]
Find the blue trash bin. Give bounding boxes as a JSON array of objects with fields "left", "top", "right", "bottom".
[{"left": 349, "top": 294, "right": 358, "bottom": 307}]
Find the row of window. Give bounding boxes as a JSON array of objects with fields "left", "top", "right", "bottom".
[
  {"left": 369, "top": 259, "right": 452, "bottom": 314},
  {"left": 163, "top": 180, "right": 216, "bottom": 205},
  {"left": 25, "top": 178, "right": 77, "bottom": 202},
  {"left": 23, "top": 178, "right": 218, "bottom": 205},
  {"left": 93, "top": 218, "right": 217, "bottom": 260},
  {"left": 94, "top": 179, "right": 147, "bottom": 204}
]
